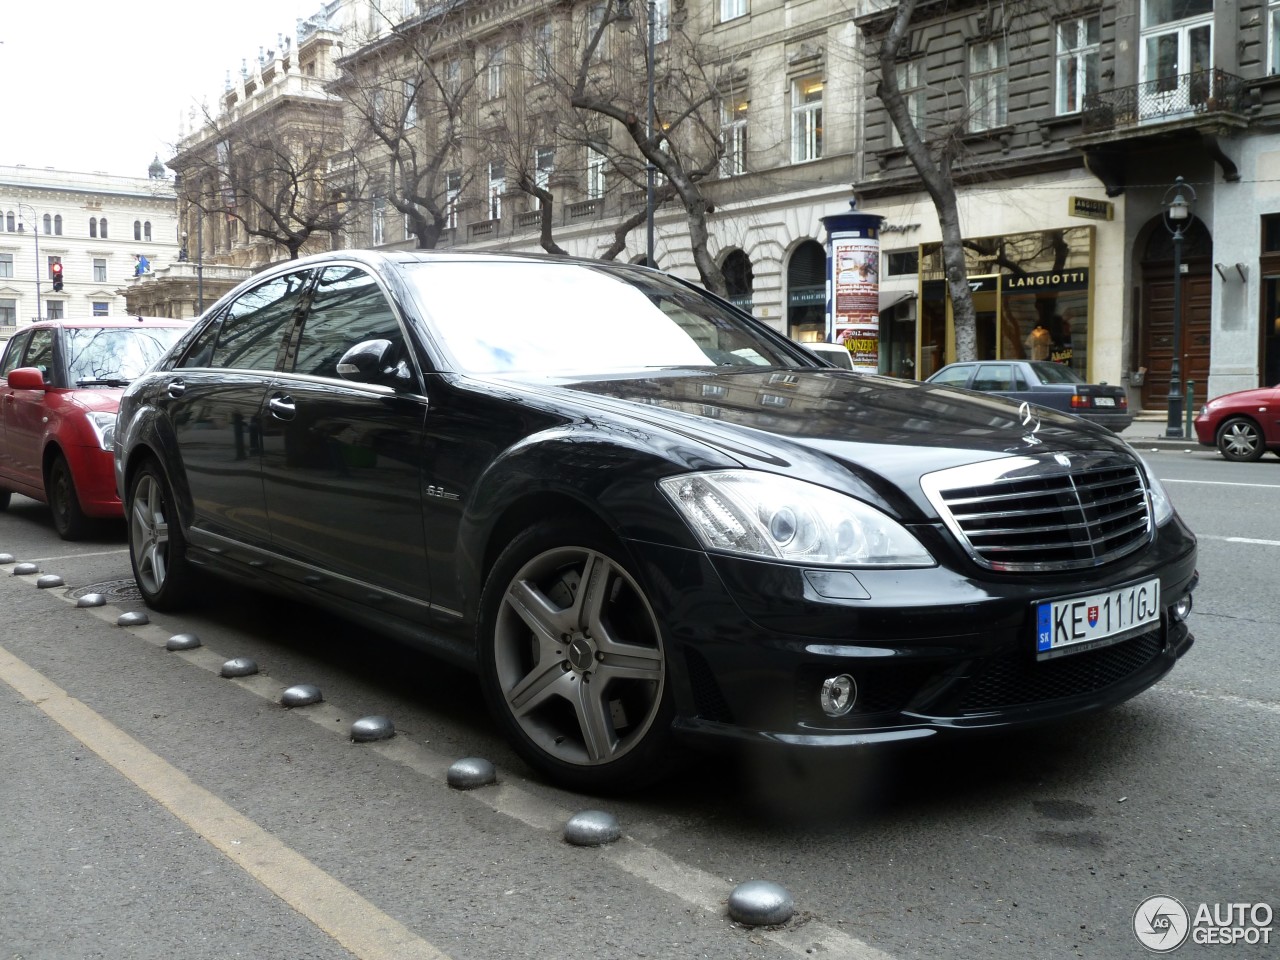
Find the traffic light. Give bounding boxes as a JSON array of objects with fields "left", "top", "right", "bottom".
[{"left": 51, "top": 262, "right": 63, "bottom": 292}]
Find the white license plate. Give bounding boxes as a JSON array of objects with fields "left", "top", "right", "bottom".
[
  {"left": 1035, "top": 578, "right": 1160, "bottom": 657},
  {"left": 1093, "top": 397, "right": 1116, "bottom": 407}
]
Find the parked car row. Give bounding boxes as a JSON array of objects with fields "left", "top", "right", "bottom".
[{"left": 3, "top": 259, "right": 1200, "bottom": 793}]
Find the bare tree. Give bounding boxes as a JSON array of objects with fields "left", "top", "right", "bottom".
[
  {"left": 567, "top": 0, "right": 733, "bottom": 293},
  {"left": 176, "top": 103, "right": 353, "bottom": 262},
  {"left": 334, "top": 7, "right": 482, "bottom": 250}
]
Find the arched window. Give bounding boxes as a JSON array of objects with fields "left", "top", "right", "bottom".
[
  {"left": 89, "top": 218, "right": 98, "bottom": 238},
  {"left": 722, "top": 249, "right": 754, "bottom": 311},
  {"left": 144, "top": 221, "right": 152, "bottom": 242},
  {"left": 100, "top": 218, "right": 109, "bottom": 238},
  {"left": 134, "top": 220, "right": 142, "bottom": 241},
  {"left": 54, "top": 214, "right": 62, "bottom": 236},
  {"left": 787, "top": 240, "right": 827, "bottom": 341},
  {"left": 43, "top": 214, "right": 52, "bottom": 234},
  {"left": 3, "top": 212, "right": 12, "bottom": 232}
]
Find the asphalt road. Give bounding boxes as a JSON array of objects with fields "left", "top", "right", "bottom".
[{"left": 0, "top": 444, "right": 1275, "bottom": 960}]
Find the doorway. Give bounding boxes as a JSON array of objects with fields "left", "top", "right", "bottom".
[{"left": 1140, "top": 217, "right": 1212, "bottom": 410}]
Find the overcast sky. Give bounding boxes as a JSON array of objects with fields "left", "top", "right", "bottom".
[{"left": 1, "top": 0, "right": 320, "bottom": 179}]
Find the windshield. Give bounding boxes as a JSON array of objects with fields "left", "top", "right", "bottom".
[
  {"left": 65, "top": 326, "right": 187, "bottom": 385},
  {"left": 401, "top": 261, "right": 805, "bottom": 376},
  {"left": 1029, "top": 361, "right": 1085, "bottom": 385}
]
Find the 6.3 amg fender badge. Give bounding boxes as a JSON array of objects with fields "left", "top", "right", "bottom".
[{"left": 425, "top": 484, "right": 460, "bottom": 500}]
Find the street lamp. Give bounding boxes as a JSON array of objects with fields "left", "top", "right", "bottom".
[
  {"left": 615, "top": 0, "right": 657, "bottom": 266},
  {"left": 1162, "top": 176, "right": 1197, "bottom": 438},
  {"left": 15, "top": 202, "right": 42, "bottom": 321}
]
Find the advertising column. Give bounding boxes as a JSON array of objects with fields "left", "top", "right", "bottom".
[{"left": 821, "top": 202, "right": 883, "bottom": 374}]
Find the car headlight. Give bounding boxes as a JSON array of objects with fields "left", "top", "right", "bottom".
[
  {"left": 86, "top": 412, "right": 116, "bottom": 452},
  {"left": 658, "top": 470, "right": 935, "bottom": 567},
  {"left": 1139, "top": 457, "right": 1175, "bottom": 527}
]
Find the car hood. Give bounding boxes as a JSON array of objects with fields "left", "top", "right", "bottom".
[
  {"left": 62, "top": 387, "right": 124, "bottom": 414},
  {"left": 1207, "top": 386, "right": 1279, "bottom": 408},
  {"left": 539, "top": 369, "right": 1137, "bottom": 518}
]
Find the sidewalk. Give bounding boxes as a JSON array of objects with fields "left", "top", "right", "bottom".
[{"left": 1120, "top": 414, "right": 1204, "bottom": 451}]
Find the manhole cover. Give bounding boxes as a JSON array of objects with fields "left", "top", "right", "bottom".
[{"left": 70, "top": 579, "right": 143, "bottom": 603}]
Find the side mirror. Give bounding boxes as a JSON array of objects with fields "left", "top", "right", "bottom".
[
  {"left": 7, "top": 367, "right": 47, "bottom": 390},
  {"left": 336, "top": 339, "right": 411, "bottom": 387}
]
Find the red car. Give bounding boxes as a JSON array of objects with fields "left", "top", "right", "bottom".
[
  {"left": 1193, "top": 385, "right": 1280, "bottom": 461},
  {"left": 1, "top": 318, "right": 190, "bottom": 538}
]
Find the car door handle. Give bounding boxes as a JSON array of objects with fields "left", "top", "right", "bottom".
[
  {"left": 269, "top": 395, "right": 296, "bottom": 420},
  {"left": 167, "top": 380, "right": 186, "bottom": 398}
]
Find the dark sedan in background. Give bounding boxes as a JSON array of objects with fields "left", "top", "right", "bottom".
[
  {"left": 115, "top": 251, "right": 1196, "bottom": 793},
  {"left": 926, "top": 359, "right": 1133, "bottom": 432}
]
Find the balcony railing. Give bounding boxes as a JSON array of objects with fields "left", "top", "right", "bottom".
[{"left": 1081, "top": 68, "right": 1246, "bottom": 135}]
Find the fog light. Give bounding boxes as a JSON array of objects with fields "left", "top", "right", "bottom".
[
  {"left": 1171, "top": 594, "right": 1193, "bottom": 622},
  {"left": 819, "top": 674, "right": 857, "bottom": 717}
]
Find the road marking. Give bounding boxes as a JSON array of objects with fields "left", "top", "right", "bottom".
[
  {"left": 0, "top": 643, "right": 452, "bottom": 960},
  {"left": 26, "top": 578, "right": 899, "bottom": 960},
  {"left": 28, "top": 548, "right": 130, "bottom": 562},
  {"left": 1197, "top": 534, "right": 1280, "bottom": 547},
  {"left": 1161, "top": 478, "right": 1280, "bottom": 490},
  {"left": 1164, "top": 687, "right": 1280, "bottom": 715}
]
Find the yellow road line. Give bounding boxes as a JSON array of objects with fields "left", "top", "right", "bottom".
[{"left": 0, "top": 642, "right": 450, "bottom": 960}]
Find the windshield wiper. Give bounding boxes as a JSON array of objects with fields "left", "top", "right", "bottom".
[{"left": 76, "top": 377, "right": 132, "bottom": 387}]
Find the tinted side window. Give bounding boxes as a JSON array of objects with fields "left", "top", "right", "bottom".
[
  {"left": 178, "top": 311, "right": 225, "bottom": 369},
  {"left": 1, "top": 331, "right": 31, "bottom": 377},
  {"left": 210, "top": 271, "right": 312, "bottom": 371},
  {"left": 973, "top": 364, "right": 1013, "bottom": 391},
  {"left": 291, "top": 266, "right": 408, "bottom": 380},
  {"left": 23, "top": 330, "right": 55, "bottom": 378},
  {"left": 931, "top": 365, "right": 972, "bottom": 387}
]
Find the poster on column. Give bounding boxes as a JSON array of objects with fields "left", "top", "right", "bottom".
[{"left": 832, "top": 235, "right": 881, "bottom": 373}]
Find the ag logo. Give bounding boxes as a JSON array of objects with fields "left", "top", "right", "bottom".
[{"left": 1134, "top": 895, "right": 1190, "bottom": 952}]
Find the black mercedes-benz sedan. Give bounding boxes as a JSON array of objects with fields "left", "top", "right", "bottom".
[{"left": 114, "top": 250, "right": 1197, "bottom": 793}]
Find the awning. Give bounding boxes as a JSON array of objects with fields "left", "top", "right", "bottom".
[{"left": 879, "top": 289, "right": 917, "bottom": 312}]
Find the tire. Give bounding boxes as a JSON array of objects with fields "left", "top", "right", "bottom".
[
  {"left": 1216, "top": 416, "right": 1265, "bottom": 462},
  {"left": 477, "top": 518, "right": 676, "bottom": 794},
  {"left": 48, "top": 454, "right": 88, "bottom": 541},
  {"left": 127, "top": 461, "right": 195, "bottom": 610}
]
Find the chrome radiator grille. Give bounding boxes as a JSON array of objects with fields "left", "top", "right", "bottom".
[{"left": 921, "top": 455, "right": 1153, "bottom": 572}]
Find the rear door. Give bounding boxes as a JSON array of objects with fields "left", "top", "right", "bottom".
[
  {"left": 259, "top": 263, "right": 431, "bottom": 615},
  {"left": 163, "top": 269, "right": 313, "bottom": 552}
]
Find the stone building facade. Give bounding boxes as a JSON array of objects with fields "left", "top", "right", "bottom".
[{"left": 0, "top": 164, "right": 179, "bottom": 338}]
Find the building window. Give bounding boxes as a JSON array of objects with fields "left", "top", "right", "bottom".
[
  {"left": 1140, "top": 0, "right": 1212, "bottom": 101},
  {"left": 1271, "top": 0, "right": 1280, "bottom": 74},
  {"left": 404, "top": 81, "right": 418, "bottom": 126},
  {"left": 404, "top": 213, "right": 415, "bottom": 242},
  {"left": 444, "top": 58, "right": 462, "bottom": 100},
  {"left": 0, "top": 254, "right": 11, "bottom": 278},
  {"left": 89, "top": 217, "right": 98, "bottom": 238},
  {"left": 968, "top": 39, "right": 1008, "bottom": 131},
  {"left": 54, "top": 215, "right": 63, "bottom": 236},
  {"left": 720, "top": 0, "right": 747, "bottom": 23},
  {"left": 1057, "top": 16, "right": 1100, "bottom": 114},
  {"left": 890, "top": 60, "right": 925, "bottom": 146},
  {"left": 720, "top": 98, "right": 748, "bottom": 177},
  {"left": 144, "top": 221, "right": 153, "bottom": 241},
  {"left": 488, "top": 162, "right": 505, "bottom": 220},
  {"left": 534, "top": 147, "right": 555, "bottom": 199},
  {"left": 100, "top": 218, "right": 108, "bottom": 238},
  {"left": 94, "top": 258, "right": 107, "bottom": 283},
  {"left": 445, "top": 171, "right": 461, "bottom": 229},
  {"left": 43, "top": 214, "right": 52, "bottom": 234},
  {"left": 372, "top": 198, "right": 385, "bottom": 245},
  {"left": 46, "top": 301, "right": 64, "bottom": 320},
  {"left": 587, "top": 148, "right": 607, "bottom": 199},
  {"left": 534, "top": 21, "right": 555, "bottom": 81},
  {"left": 0, "top": 299, "right": 14, "bottom": 327},
  {"left": 791, "top": 76, "right": 823, "bottom": 163},
  {"left": 885, "top": 249, "right": 919, "bottom": 276},
  {"left": 588, "top": 3, "right": 609, "bottom": 60},
  {"left": 3, "top": 211, "right": 13, "bottom": 232},
  {"left": 653, "top": 0, "right": 670, "bottom": 43},
  {"left": 485, "top": 44, "right": 505, "bottom": 99},
  {"left": 92, "top": 302, "right": 109, "bottom": 317}
]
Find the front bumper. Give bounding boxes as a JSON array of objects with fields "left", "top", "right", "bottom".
[{"left": 628, "top": 515, "right": 1198, "bottom": 750}]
